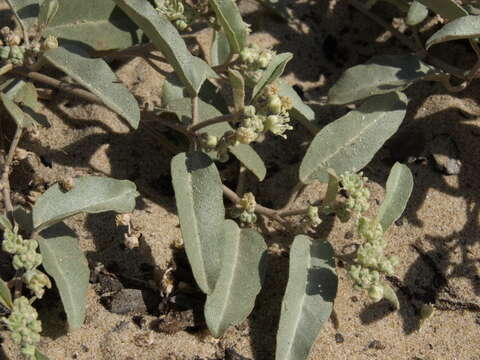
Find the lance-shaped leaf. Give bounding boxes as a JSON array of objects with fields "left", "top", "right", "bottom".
[
  {"left": 328, "top": 55, "right": 435, "bottom": 105},
  {"left": 204, "top": 220, "right": 267, "bottom": 337},
  {"left": 228, "top": 69, "right": 245, "bottom": 112},
  {"left": 376, "top": 162, "right": 413, "bottom": 231},
  {"left": 0, "top": 277, "right": 13, "bottom": 310},
  {"left": 43, "top": 47, "right": 140, "bottom": 128},
  {"left": 382, "top": 282, "right": 400, "bottom": 310},
  {"left": 277, "top": 79, "right": 318, "bottom": 135},
  {"left": 208, "top": 0, "right": 247, "bottom": 53},
  {"left": 0, "top": 214, "right": 12, "bottom": 231},
  {"left": 276, "top": 235, "right": 337, "bottom": 360},
  {"left": 164, "top": 98, "right": 267, "bottom": 181},
  {"left": 32, "top": 176, "right": 139, "bottom": 230},
  {"left": 416, "top": 0, "right": 467, "bottom": 20},
  {"left": 44, "top": 0, "right": 142, "bottom": 51},
  {"left": 38, "top": 223, "right": 89, "bottom": 331},
  {"left": 0, "top": 93, "right": 35, "bottom": 128},
  {"left": 252, "top": 52, "right": 293, "bottom": 100},
  {"left": 171, "top": 152, "right": 225, "bottom": 294},
  {"left": 38, "top": 0, "right": 59, "bottom": 27},
  {"left": 211, "top": 31, "right": 231, "bottom": 67},
  {"left": 113, "top": 0, "right": 212, "bottom": 96},
  {"left": 12, "top": 82, "right": 40, "bottom": 111},
  {"left": 406, "top": 1, "right": 429, "bottom": 26},
  {"left": 300, "top": 92, "right": 407, "bottom": 184},
  {"left": 426, "top": 15, "right": 480, "bottom": 49}
]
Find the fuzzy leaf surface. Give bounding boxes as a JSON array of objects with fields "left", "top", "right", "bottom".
[
  {"left": 35, "top": 350, "right": 50, "bottom": 360},
  {"left": 376, "top": 162, "right": 413, "bottom": 231},
  {"left": 252, "top": 52, "right": 293, "bottom": 100},
  {"left": 328, "top": 55, "right": 434, "bottom": 105},
  {"left": 11, "top": 0, "right": 39, "bottom": 27},
  {"left": 43, "top": 47, "right": 140, "bottom": 128},
  {"left": 164, "top": 98, "right": 266, "bottom": 180},
  {"left": 300, "top": 92, "right": 407, "bottom": 184},
  {"left": 32, "top": 176, "right": 139, "bottom": 230},
  {"left": 382, "top": 282, "right": 400, "bottom": 310},
  {"left": 228, "top": 69, "right": 245, "bottom": 112},
  {"left": 277, "top": 79, "right": 317, "bottom": 134},
  {"left": 211, "top": 31, "right": 231, "bottom": 67},
  {"left": 113, "top": 0, "right": 212, "bottom": 96},
  {"left": 171, "top": 152, "right": 225, "bottom": 293},
  {"left": 0, "top": 278, "right": 13, "bottom": 310},
  {"left": 38, "top": 0, "right": 59, "bottom": 27},
  {"left": 204, "top": 220, "right": 267, "bottom": 337},
  {"left": 406, "top": 1, "right": 429, "bottom": 26},
  {"left": 0, "top": 93, "right": 34, "bottom": 128},
  {"left": 426, "top": 15, "right": 480, "bottom": 49},
  {"left": 38, "top": 223, "right": 89, "bottom": 331},
  {"left": 208, "top": 0, "right": 247, "bottom": 53},
  {"left": 44, "top": 0, "right": 142, "bottom": 51},
  {"left": 276, "top": 235, "right": 337, "bottom": 360},
  {"left": 416, "top": 0, "right": 467, "bottom": 19}
]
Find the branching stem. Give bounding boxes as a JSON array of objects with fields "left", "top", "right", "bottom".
[
  {"left": 189, "top": 113, "right": 239, "bottom": 132},
  {"left": 1, "top": 127, "right": 23, "bottom": 217}
]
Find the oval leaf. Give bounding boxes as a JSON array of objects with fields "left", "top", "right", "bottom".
[
  {"left": 328, "top": 55, "right": 435, "bottom": 105},
  {"left": 44, "top": 0, "right": 142, "bottom": 51},
  {"left": 171, "top": 152, "right": 225, "bottom": 294},
  {"left": 406, "top": 1, "right": 429, "bottom": 26},
  {"left": 0, "top": 93, "right": 34, "bottom": 128},
  {"left": 208, "top": 0, "right": 247, "bottom": 53},
  {"left": 276, "top": 235, "right": 337, "bottom": 360},
  {"left": 113, "top": 0, "right": 212, "bottom": 96},
  {"left": 426, "top": 15, "right": 480, "bottom": 49},
  {"left": 43, "top": 47, "right": 140, "bottom": 128},
  {"left": 252, "top": 52, "right": 293, "bottom": 101},
  {"left": 164, "top": 98, "right": 267, "bottom": 181},
  {"left": 416, "top": 0, "right": 467, "bottom": 20},
  {"left": 382, "top": 282, "right": 400, "bottom": 310},
  {"left": 32, "top": 176, "right": 139, "bottom": 230},
  {"left": 376, "top": 162, "right": 413, "bottom": 231},
  {"left": 38, "top": 223, "right": 89, "bottom": 331},
  {"left": 300, "top": 92, "right": 407, "bottom": 184},
  {"left": 277, "top": 79, "right": 318, "bottom": 135},
  {"left": 211, "top": 30, "right": 231, "bottom": 67},
  {"left": 38, "top": 0, "right": 59, "bottom": 27},
  {"left": 204, "top": 220, "right": 267, "bottom": 337}
]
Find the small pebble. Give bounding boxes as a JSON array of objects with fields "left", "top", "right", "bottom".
[
  {"left": 334, "top": 333, "right": 345, "bottom": 344},
  {"left": 368, "top": 339, "right": 386, "bottom": 350},
  {"left": 109, "top": 289, "right": 147, "bottom": 314}
]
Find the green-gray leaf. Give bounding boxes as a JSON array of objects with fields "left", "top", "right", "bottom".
[
  {"left": 376, "top": 162, "right": 413, "bottom": 231},
  {"left": 164, "top": 98, "right": 267, "bottom": 181},
  {"left": 43, "top": 47, "right": 140, "bottom": 128},
  {"left": 416, "top": 0, "right": 467, "bottom": 20},
  {"left": 38, "top": 0, "right": 59, "bottom": 27},
  {"left": 10, "top": 0, "right": 39, "bottom": 27},
  {"left": 204, "top": 220, "right": 267, "bottom": 337},
  {"left": 328, "top": 55, "right": 435, "bottom": 105},
  {"left": 32, "top": 176, "right": 139, "bottom": 230},
  {"left": 300, "top": 92, "right": 407, "bottom": 184},
  {"left": 406, "top": 1, "right": 429, "bottom": 26},
  {"left": 171, "top": 152, "right": 225, "bottom": 294},
  {"left": 276, "top": 235, "right": 337, "bottom": 360},
  {"left": 382, "top": 282, "right": 400, "bottom": 310},
  {"left": 0, "top": 93, "right": 34, "bottom": 128},
  {"left": 208, "top": 0, "right": 247, "bottom": 53},
  {"left": 0, "top": 214, "right": 12, "bottom": 231},
  {"left": 0, "top": 277, "right": 13, "bottom": 310},
  {"left": 277, "top": 79, "right": 318, "bottom": 135},
  {"left": 113, "top": 0, "right": 212, "bottom": 96},
  {"left": 211, "top": 31, "right": 231, "bottom": 67},
  {"left": 44, "top": 0, "right": 142, "bottom": 51},
  {"left": 426, "top": 15, "right": 480, "bottom": 49},
  {"left": 35, "top": 350, "right": 50, "bottom": 360},
  {"left": 228, "top": 69, "right": 245, "bottom": 112},
  {"left": 38, "top": 223, "right": 89, "bottom": 331},
  {"left": 252, "top": 52, "right": 293, "bottom": 100}
]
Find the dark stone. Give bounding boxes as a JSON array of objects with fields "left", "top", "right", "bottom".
[
  {"left": 155, "top": 309, "right": 196, "bottom": 334},
  {"left": 335, "top": 333, "right": 345, "bottom": 344},
  {"left": 108, "top": 289, "right": 147, "bottom": 314},
  {"left": 368, "top": 340, "right": 386, "bottom": 350}
]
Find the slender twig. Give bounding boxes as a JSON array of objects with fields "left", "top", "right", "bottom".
[
  {"left": 191, "top": 96, "right": 199, "bottom": 128},
  {"left": 1, "top": 128, "right": 23, "bottom": 216},
  {"left": 13, "top": 69, "right": 102, "bottom": 104},
  {"left": 5, "top": 0, "right": 29, "bottom": 47},
  {"left": 235, "top": 166, "right": 247, "bottom": 196},
  {"left": 189, "top": 113, "right": 239, "bottom": 132}
]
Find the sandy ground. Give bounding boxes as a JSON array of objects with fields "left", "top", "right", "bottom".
[{"left": 1, "top": 0, "right": 480, "bottom": 359}]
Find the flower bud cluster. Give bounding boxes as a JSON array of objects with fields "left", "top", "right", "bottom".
[
  {"left": 239, "top": 44, "right": 276, "bottom": 83},
  {"left": 0, "top": 27, "right": 58, "bottom": 66},
  {"left": 231, "top": 192, "right": 257, "bottom": 225},
  {"left": 2, "top": 224, "right": 51, "bottom": 299},
  {"left": 348, "top": 216, "right": 399, "bottom": 302},
  {"left": 234, "top": 85, "right": 293, "bottom": 144},
  {"left": 155, "top": 0, "right": 191, "bottom": 31},
  {"left": 198, "top": 130, "right": 237, "bottom": 163},
  {"left": 3, "top": 297, "right": 42, "bottom": 359},
  {"left": 339, "top": 172, "right": 370, "bottom": 213}
]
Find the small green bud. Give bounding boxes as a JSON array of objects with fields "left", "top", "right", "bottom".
[
  {"left": 268, "top": 95, "right": 283, "bottom": 114},
  {"left": 43, "top": 35, "right": 58, "bottom": 50},
  {"left": 0, "top": 46, "right": 10, "bottom": 59},
  {"left": 243, "top": 105, "right": 256, "bottom": 117},
  {"left": 206, "top": 135, "right": 218, "bottom": 148},
  {"left": 236, "top": 127, "right": 257, "bottom": 144},
  {"left": 175, "top": 19, "right": 188, "bottom": 30}
]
